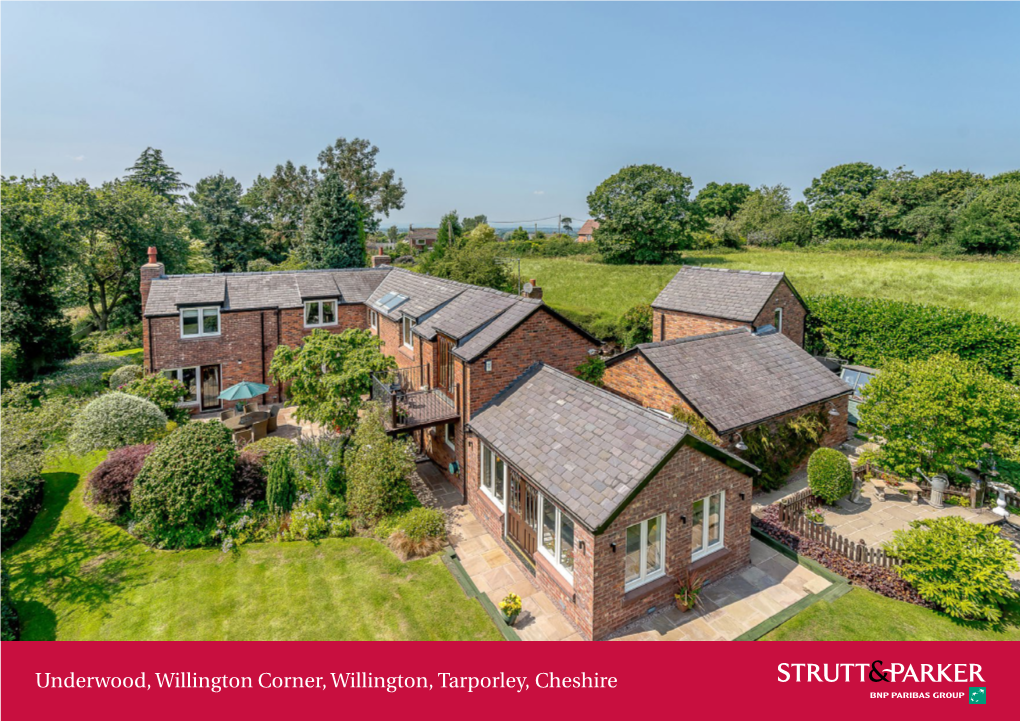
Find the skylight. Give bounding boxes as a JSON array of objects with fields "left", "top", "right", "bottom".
[{"left": 377, "top": 292, "right": 409, "bottom": 313}]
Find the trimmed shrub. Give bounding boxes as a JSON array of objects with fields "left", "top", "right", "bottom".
[
  {"left": 884, "top": 517, "right": 1020, "bottom": 621},
  {"left": 807, "top": 447, "right": 853, "bottom": 504},
  {"left": 131, "top": 421, "right": 236, "bottom": 548},
  {"left": 122, "top": 373, "right": 189, "bottom": 423},
  {"left": 86, "top": 443, "right": 155, "bottom": 515},
  {"left": 1, "top": 567, "right": 18, "bottom": 641},
  {"left": 266, "top": 454, "right": 298, "bottom": 513},
  {"left": 69, "top": 392, "right": 167, "bottom": 454},
  {"left": 108, "top": 364, "right": 144, "bottom": 389},
  {"left": 346, "top": 404, "right": 416, "bottom": 521},
  {"left": 806, "top": 294, "right": 1020, "bottom": 382}
]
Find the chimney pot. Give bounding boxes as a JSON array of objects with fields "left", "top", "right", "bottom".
[
  {"left": 530, "top": 279, "right": 537, "bottom": 286},
  {"left": 147, "top": 246, "right": 158, "bottom": 264}
]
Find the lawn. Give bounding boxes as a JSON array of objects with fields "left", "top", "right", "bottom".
[
  {"left": 520, "top": 249, "right": 1020, "bottom": 326},
  {"left": 105, "top": 347, "right": 144, "bottom": 359},
  {"left": 762, "top": 587, "right": 1020, "bottom": 641},
  {"left": 5, "top": 453, "right": 501, "bottom": 641}
]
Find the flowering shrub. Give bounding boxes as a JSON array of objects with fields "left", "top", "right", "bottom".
[
  {"left": 347, "top": 404, "right": 416, "bottom": 520},
  {"left": 292, "top": 432, "right": 349, "bottom": 495},
  {"left": 69, "top": 392, "right": 167, "bottom": 454},
  {"left": 86, "top": 443, "right": 155, "bottom": 516},
  {"left": 122, "top": 373, "right": 189, "bottom": 424},
  {"left": 807, "top": 448, "right": 853, "bottom": 504},
  {"left": 108, "top": 364, "right": 143, "bottom": 389},
  {"left": 213, "top": 501, "right": 265, "bottom": 555},
  {"left": 39, "top": 353, "right": 131, "bottom": 399},
  {"left": 280, "top": 494, "right": 353, "bottom": 541},
  {"left": 131, "top": 421, "right": 236, "bottom": 548}
]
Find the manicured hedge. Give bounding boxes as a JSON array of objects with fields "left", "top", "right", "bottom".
[
  {"left": 807, "top": 447, "right": 853, "bottom": 504},
  {"left": 806, "top": 294, "right": 1020, "bottom": 382}
]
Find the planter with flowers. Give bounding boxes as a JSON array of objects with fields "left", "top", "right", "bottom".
[
  {"left": 674, "top": 571, "right": 705, "bottom": 613},
  {"left": 499, "top": 592, "right": 522, "bottom": 626},
  {"left": 804, "top": 507, "right": 825, "bottom": 526}
]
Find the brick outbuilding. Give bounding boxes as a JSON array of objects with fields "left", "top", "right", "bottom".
[{"left": 652, "top": 265, "right": 808, "bottom": 347}]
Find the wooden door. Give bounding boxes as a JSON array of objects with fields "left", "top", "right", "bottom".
[
  {"left": 200, "top": 365, "right": 220, "bottom": 410},
  {"left": 437, "top": 334, "right": 455, "bottom": 396},
  {"left": 506, "top": 468, "right": 538, "bottom": 558}
]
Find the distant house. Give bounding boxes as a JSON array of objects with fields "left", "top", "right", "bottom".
[
  {"left": 576, "top": 219, "right": 599, "bottom": 243},
  {"left": 603, "top": 327, "right": 851, "bottom": 451},
  {"left": 651, "top": 266, "right": 808, "bottom": 347},
  {"left": 406, "top": 226, "right": 439, "bottom": 250}
]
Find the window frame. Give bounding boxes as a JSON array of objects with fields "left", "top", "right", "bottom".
[
  {"left": 180, "top": 306, "right": 221, "bottom": 338},
  {"left": 161, "top": 366, "right": 200, "bottom": 406},
  {"left": 402, "top": 316, "right": 416, "bottom": 349},
  {"left": 304, "top": 299, "right": 339, "bottom": 328},
  {"left": 537, "top": 494, "right": 575, "bottom": 583},
  {"left": 479, "top": 443, "right": 506, "bottom": 510},
  {"left": 624, "top": 514, "right": 667, "bottom": 592},
  {"left": 444, "top": 422, "right": 455, "bottom": 450},
  {"left": 773, "top": 307, "right": 783, "bottom": 333},
  {"left": 691, "top": 491, "right": 726, "bottom": 561},
  {"left": 369, "top": 308, "right": 379, "bottom": 332}
]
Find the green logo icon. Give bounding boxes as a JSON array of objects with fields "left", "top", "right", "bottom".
[{"left": 969, "top": 687, "right": 986, "bottom": 704}]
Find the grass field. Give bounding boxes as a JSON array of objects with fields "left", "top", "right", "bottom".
[
  {"left": 5, "top": 453, "right": 501, "bottom": 641},
  {"left": 520, "top": 249, "right": 1020, "bottom": 326},
  {"left": 762, "top": 587, "right": 1020, "bottom": 641}
]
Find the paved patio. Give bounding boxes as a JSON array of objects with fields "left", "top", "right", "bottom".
[{"left": 417, "top": 461, "right": 833, "bottom": 642}]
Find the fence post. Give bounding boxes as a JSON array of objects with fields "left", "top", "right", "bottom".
[{"left": 391, "top": 391, "right": 397, "bottom": 427}]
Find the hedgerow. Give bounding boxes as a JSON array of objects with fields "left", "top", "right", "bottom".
[{"left": 806, "top": 294, "right": 1020, "bottom": 382}]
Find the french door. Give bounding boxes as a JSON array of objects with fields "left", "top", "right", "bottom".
[
  {"left": 200, "top": 365, "right": 221, "bottom": 411},
  {"left": 506, "top": 468, "right": 538, "bottom": 559}
]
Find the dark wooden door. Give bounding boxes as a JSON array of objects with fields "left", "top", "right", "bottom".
[
  {"left": 506, "top": 468, "right": 538, "bottom": 559},
  {"left": 200, "top": 365, "right": 220, "bottom": 410},
  {"left": 437, "top": 334, "right": 455, "bottom": 396}
]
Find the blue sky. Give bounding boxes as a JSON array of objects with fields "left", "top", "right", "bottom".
[{"left": 3, "top": 2, "right": 1019, "bottom": 226}]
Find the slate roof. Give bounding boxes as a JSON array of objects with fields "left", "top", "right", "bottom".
[
  {"left": 144, "top": 268, "right": 390, "bottom": 317},
  {"left": 415, "top": 288, "right": 521, "bottom": 341},
  {"left": 407, "top": 227, "right": 438, "bottom": 242},
  {"left": 652, "top": 266, "right": 787, "bottom": 322},
  {"left": 468, "top": 363, "right": 754, "bottom": 532},
  {"left": 613, "top": 328, "right": 852, "bottom": 434}
]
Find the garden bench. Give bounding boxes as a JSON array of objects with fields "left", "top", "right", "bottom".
[{"left": 871, "top": 478, "right": 921, "bottom": 505}]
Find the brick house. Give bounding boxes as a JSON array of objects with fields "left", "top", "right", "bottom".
[
  {"left": 466, "top": 363, "right": 757, "bottom": 640},
  {"left": 141, "top": 248, "right": 599, "bottom": 492},
  {"left": 652, "top": 266, "right": 808, "bottom": 347},
  {"left": 602, "top": 327, "right": 852, "bottom": 452},
  {"left": 576, "top": 219, "right": 599, "bottom": 243},
  {"left": 405, "top": 226, "right": 439, "bottom": 250}
]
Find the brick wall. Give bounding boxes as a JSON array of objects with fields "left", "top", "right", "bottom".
[
  {"left": 590, "top": 444, "right": 753, "bottom": 640},
  {"left": 376, "top": 314, "right": 416, "bottom": 369},
  {"left": 722, "top": 393, "right": 850, "bottom": 452},
  {"left": 754, "top": 280, "right": 806, "bottom": 347},
  {"left": 603, "top": 353, "right": 687, "bottom": 412},
  {"left": 653, "top": 308, "right": 746, "bottom": 342}
]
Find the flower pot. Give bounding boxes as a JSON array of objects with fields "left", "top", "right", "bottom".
[
  {"left": 675, "top": 598, "right": 693, "bottom": 613},
  {"left": 502, "top": 610, "right": 520, "bottom": 627}
]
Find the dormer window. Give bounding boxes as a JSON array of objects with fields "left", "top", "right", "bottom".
[
  {"left": 304, "top": 300, "right": 338, "bottom": 327},
  {"left": 181, "top": 306, "right": 220, "bottom": 338}
]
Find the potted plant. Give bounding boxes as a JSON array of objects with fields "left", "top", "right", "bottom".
[
  {"left": 498, "top": 592, "right": 522, "bottom": 626},
  {"left": 804, "top": 507, "right": 825, "bottom": 525},
  {"left": 674, "top": 571, "right": 705, "bottom": 613}
]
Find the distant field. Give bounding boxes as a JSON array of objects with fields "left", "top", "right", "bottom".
[{"left": 519, "top": 249, "right": 1020, "bottom": 325}]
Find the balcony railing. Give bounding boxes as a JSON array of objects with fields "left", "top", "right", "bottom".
[{"left": 370, "top": 363, "right": 460, "bottom": 433}]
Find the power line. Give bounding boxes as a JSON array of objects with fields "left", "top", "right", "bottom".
[{"left": 488, "top": 214, "right": 581, "bottom": 224}]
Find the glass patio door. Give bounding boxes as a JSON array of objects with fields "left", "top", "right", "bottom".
[{"left": 200, "top": 365, "right": 220, "bottom": 410}]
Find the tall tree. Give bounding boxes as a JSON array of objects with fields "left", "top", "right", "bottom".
[
  {"left": 189, "top": 173, "right": 258, "bottom": 272},
  {"left": 298, "top": 170, "right": 365, "bottom": 269},
  {"left": 317, "top": 137, "right": 406, "bottom": 233},
  {"left": 66, "top": 180, "right": 189, "bottom": 330},
  {"left": 461, "top": 214, "right": 488, "bottom": 233},
  {"left": 587, "top": 164, "right": 701, "bottom": 264},
  {"left": 123, "top": 147, "right": 190, "bottom": 205},
  {"left": 804, "top": 162, "right": 888, "bottom": 238},
  {"left": 560, "top": 216, "right": 573, "bottom": 232},
  {"left": 434, "top": 210, "right": 462, "bottom": 253},
  {"left": 0, "top": 175, "right": 77, "bottom": 373},
  {"left": 695, "top": 182, "right": 751, "bottom": 219},
  {"left": 241, "top": 161, "right": 319, "bottom": 262}
]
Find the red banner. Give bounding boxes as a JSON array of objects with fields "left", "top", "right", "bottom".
[{"left": 2, "top": 641, "right": 1013, "bottom": 719}]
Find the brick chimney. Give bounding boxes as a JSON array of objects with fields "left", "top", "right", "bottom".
[
  {"left": 521, "top": 278, "right": 543, "bottom": 300},
  {"left": 140, "top": 246, "right": 165, "bottom": 314},
  {"left": 372, "top": 245, "right": 391, "bottom": 268}
]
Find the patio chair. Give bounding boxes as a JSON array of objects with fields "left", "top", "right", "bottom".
[
  {"left": 251, "top": 418, "right": 270, "bottom": 441},
  {"left": 233, "top": 428, "right": 253, "bottom": 446},
  {"left": 243, "top": 401, "right": 259, "bottom": 413},
  {"left": 266, "top": 404, "right": 282, "bottom": 433},
  {"left": 219, "top": 409, "right": 235, "bottom": 422}
]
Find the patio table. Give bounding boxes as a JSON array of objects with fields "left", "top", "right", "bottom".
[{"left": 223, "top": 411, "right": 269, "bottom": 431}]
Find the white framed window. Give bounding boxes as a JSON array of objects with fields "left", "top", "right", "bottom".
[
  {"left": 180, "top": 306, "right": 220, "bottom": 338},
  {"left": 691, "top": 491, "right": 725, "bottom": 561},
  {"left": 480, "top": 444, "right": 506, "bottom": 509},
  {"left": 304, "top": 300, "right": 338, "bottom": 328},
  {"left": 161, "top": 367, "right": 199, "bottom": 405},
  {"left": 539, "top": 495, "right": 575, "bottom": 581},
  {"left": 444, "top": 422, "right": 455, "bottom": 450},
  {"left": 402, "top": 316, "right": 416, "bottom": 349},
  {"left": 369, "top": 309, "right": 378, "bottom": 332},
  {"left": 625, "top": 514, "right": 666, "bottom": 591},
  {"left": 773, "top": 308, "right": 783, "bottom": 333}
]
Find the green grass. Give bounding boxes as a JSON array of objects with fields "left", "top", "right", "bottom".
[
  {"left": 4, "top": 453, "right": 501, "bottom": 641},
  {"left": 105, "top": 347, "right": 143, "bottom": 358},
  {"left": 520, "top": 249, "right": 1020, "bottom": 326},
  {"left": 762, "top": 588, "right": 1020, "bottom": 641}
]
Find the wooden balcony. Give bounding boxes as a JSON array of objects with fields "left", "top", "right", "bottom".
[{"left": 371, "top": 364, "right": 460, "bottom": 434}]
